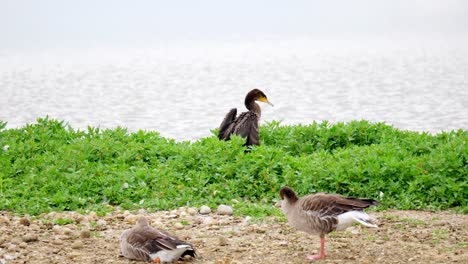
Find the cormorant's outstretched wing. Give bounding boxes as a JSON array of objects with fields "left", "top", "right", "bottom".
[
  {"left": 218, "top": 108, "right": 237, "bottom": 140},
  {"left": 232, "top": 111, "right": 260, "bottom": 146}
]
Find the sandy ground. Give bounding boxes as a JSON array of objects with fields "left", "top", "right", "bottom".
[{"left": 0, "top": 208, "right": 466, "bottom": 264}]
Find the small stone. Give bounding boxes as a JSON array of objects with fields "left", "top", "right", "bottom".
[
  {"left": 203, "top": 216, "right": 214, "bottom": 225},
  {"left": 80, "top": 229, "right": 91, "bottom": 238},
  {"left": 218, "top": 236, "right": 228, "bottom": 246},
  {"left": 19, "top": 217, "right": 31, "bottom": 226},
  {"left": 350, "top": 227, "right": 360, "bottom": 235},
  {"left": 193, "top": 217, "right": 204, "bottom": 225},
  {"left": 7, "top": 244, "right": 18, "bottom": 252},
  {"left": 125, "top": 215, "right": 138, "bottom": 224},
  {"left": 62, "top": 227, "right": 73, "bottom": 236},
  {"left": 75, "top": 215, "right": 88, "bottom": 224},
  {"left": 11, "top": 237, "right": 22, "bottom": 244},
  {"left": 71, "top": 240, "right": 84, "bottom": 249},
  {"left": 166, "top": 214, "right": 178, "bottom": 219},
  {"left": 174, "top": 223, "right": 184, "bottom": 230},
  {"left": 138, "top": 209, "right": 147, "bottom": 215},
  {"left": 19, "top": 242, "right": 28, "bottom": 248},
  {"left": 95, "top": 219, "right": 107, "bottom": 230},
  {"left": 22, "top": 234, "right": 38, "bottom": 243},
  {"left": 199, "top": 206, "right": 211, "bottom": 215},
  {"left": 187, "top": 208, "right": 198, "bottom": 215},
  {"left": 29, "top": 224, "right": 40, "bottom": 231},
  {"left": 47, "top": 212, "right": 57, "bottom": 219},
  {"left": 3, "top": 254, "right": 17, "bottom": 261},
  {"left": 52, "top": 225, "right": 62, "bottom": 234},
  {"left": 0, "top": 216, "right": 10, "bottom": 225},
  {"left": 88, "top": 212, "right": 98, "bottom": 220},
  {"left": 217, "top": 205, "right": 233, "bottom": 215},
  {"left": 51, "top": 238, "right": 64, "bottom": 245},
  {"left": 42, "top": 221, "right": 54, "bottom": 230},
  {"left": 67, "top": 252, "right": 80, "bottom": 259}
]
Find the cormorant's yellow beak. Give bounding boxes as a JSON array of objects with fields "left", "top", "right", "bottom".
[{"left": 258, "top": 97, "right": 274, "bottom": 106}]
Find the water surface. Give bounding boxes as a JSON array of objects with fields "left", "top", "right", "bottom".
[{"left": 1, "top": 39, "right": 467, "bottom": 141}]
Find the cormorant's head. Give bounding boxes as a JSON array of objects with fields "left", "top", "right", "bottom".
[{"left": 246, "top": 89, "right": 274, "bottom": 106}]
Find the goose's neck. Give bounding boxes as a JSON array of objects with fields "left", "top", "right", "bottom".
[{"left": 281, "top": 199, "right": 296, "bottom": 215}]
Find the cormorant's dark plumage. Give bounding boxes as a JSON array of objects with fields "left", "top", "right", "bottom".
[{"left": 218, "top": 89, "right": 273, "bottom": 146}]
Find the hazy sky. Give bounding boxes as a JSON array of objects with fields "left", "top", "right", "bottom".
[{"left": 1, "top": 0, "right": 467, "bottom": 48}]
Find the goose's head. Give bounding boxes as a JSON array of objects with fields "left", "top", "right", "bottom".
[
  {"left": 136, "top": 216, "right": 150, "bottom": 227},
  {"left": 280, "top": 186, "right": 299, "bottom": 204}
]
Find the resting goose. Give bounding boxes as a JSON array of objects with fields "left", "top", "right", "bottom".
[
  {"left": 120, "top": 217, "right": 196, "bottom": 263},
  {"left": 280, "top": 186, "right": 379, "bottom": 261}
]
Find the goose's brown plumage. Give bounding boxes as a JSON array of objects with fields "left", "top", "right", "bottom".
[
  {"left": 280, "top": 186, "right": 379, "bottom": 261},
  {"left": 120, "top": 217, "right": 196, "bottom": 263},
  {"left": 218, "top": 89, "right": 273, "bottom": 147}
]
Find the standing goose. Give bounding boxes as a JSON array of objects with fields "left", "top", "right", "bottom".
[
  {"left": 279, "top": 186, "right": 379, "bottom": 261},
  {"left": 120, "top": 217, "right": 196, "bottom": 263},
  {"left": 218, "top": 89, "right": 273, "bottom": 147}
]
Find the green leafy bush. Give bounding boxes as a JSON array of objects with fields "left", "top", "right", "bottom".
[{"left": 0, "top": 117, "right": 466, "bottom": 215}]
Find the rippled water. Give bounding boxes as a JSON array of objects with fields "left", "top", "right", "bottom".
[{"left": 1, "top": 39, "right": 467, "bottom": 141}]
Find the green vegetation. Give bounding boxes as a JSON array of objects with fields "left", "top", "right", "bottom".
[
  {"left": 0, "top": 117, "right": 466, "bottom": 216},
  {"left": 54, "top": 217, "right": 75, "bottom": 225}
]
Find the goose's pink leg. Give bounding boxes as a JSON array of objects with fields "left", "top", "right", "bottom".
[{"left": 306, "top": 236, "right": 326, "bottom": 261}]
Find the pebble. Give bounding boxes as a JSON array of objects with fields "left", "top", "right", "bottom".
[
  {"left": 199, "top": 206, "right": 211, "bottom": 214},
  {"left": 174, "top": 223, "right": 185, "bottom": 230},
  {"left": 51, "top": 239, "right": 64, "bottom": 245},
  {"left": 203, "top": 216, "right": 215, "bottom": 225},
  {"left": 95, "top": 219, "right": 107, "bottom": 230},
  {"left": 88, "top": 212, "right": 98, "bottom": 220},
  {"left": 217, "top": 205, "right": 233, "bottom": 215},
  {"left": 138, "top": 209, "right": 146, "bottom": 214},
  {"left": 67, "top": 252, "right": 80, "bottom": 259},
  {"left": 19, "top": 242, "right": 28, "bottom": 248},
  {"left": 3, "top": 254, "right": 17, "bottom": 261},
  {"left": 164, "top": 214, "right": 178, "bottom": 219},
  {"left": 74, "top": 215, "right": 89, "bottom": 224},
  {"left": 187, "top": 208, "right": 198, "bottom": 215},
  {"left": 71, "top": 240, "right": 84, "bottom": 249},
  {"left": 80, "top": 229, "right": 91, "bottom": 239},
  {"left": 218, "top": 236, "right": 229, "bottom": 246},
  {"left": 125, "top": 215, "right": 138, "bottom": 224},
  {"left": 52, "top": 225, "right": 62, "bottom": 234},
  {"left": 7, "top": 244, "right": 18, "bottom": 252},
  {"left": 0, "top": 216, "right": 10, "bottom": 225},
  {"left": 62, "top": 227, "right": 73, "bottom": 236},
  {"left": 47, "top": 212, "right": 57, "bottom": 219},
  {"left": 193, "top": 217, "right": 204, "bottom": 225},
  {"left": 42, "top": 222, "right": 54, "bottom": 230},
  {"left": 19, "top": 217, "right": 31, "bottom": 226},
  {"left": 29, "top": 224, "right": 40, "bottom": 231},
  {"left": 22, "top": 234, "right": 38, "bottom": 243}
]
